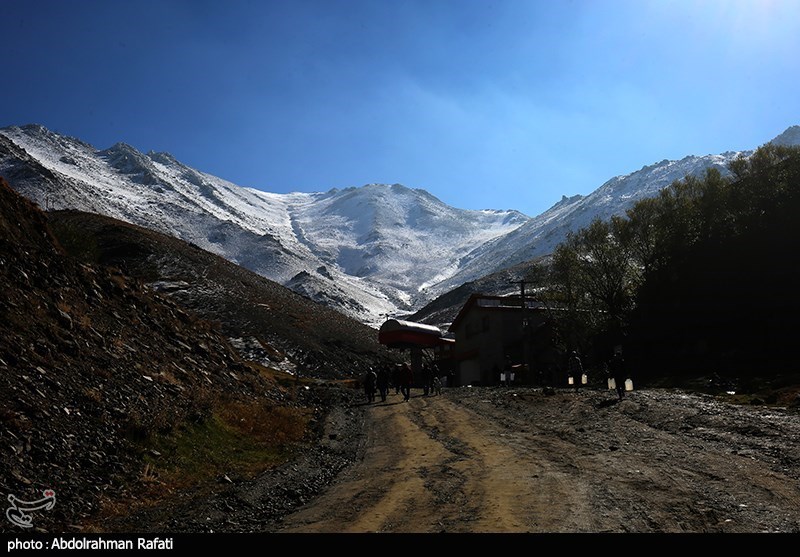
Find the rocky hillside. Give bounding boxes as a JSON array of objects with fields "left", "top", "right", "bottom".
[
  {"left": 45, "top": 210, "right": 397, "bottom": 380},
  {"left": 0, "top": 176, "right": 390, "bottom": 532}
]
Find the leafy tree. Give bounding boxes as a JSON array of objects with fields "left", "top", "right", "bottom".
[
  {"left": 546, "top": 215, "right": 642, "bottom": 360},
  {"left": 627, "top": 144, "right": 800, "bottom": 381},
  {"left": 543, "top": 143, "right": 800, "bottom": 383}
]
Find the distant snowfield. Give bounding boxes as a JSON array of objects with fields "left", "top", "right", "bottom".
[{"left": 2, "top": 123, "right": 798, "bottom": 326}]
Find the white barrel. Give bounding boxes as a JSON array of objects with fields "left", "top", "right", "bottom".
[
  {"left": 625, "top": 378, "right": 634, "bottom": 391},
  {"left": 608, "top": 378, "right": 616, "bottom": 390}
]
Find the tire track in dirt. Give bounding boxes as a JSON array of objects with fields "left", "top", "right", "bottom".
[
  {"left": 104, "top": 386, "right": 800, "bottom": 533},
  {"left": 275, "top": 394, "right": 452, "bottom": 532},
  {"left": 275, "top": 391, "right": 584, "bottom": 533}
]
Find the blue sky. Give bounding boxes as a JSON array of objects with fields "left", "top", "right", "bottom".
[{"left": 3, "top": 0, "right": 799, "bottom": 216}]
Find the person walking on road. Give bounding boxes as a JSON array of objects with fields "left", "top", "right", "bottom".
[
  {"left": 398, "top": 363, "right": 413, "bottom": 402},
  {"left": 609, "top": 349, "right": 626, "bottom": 401},
  {"left": 376, "top": 366, "right": 390, "bottom": 402},
  {"left": 568, "top": 351, "right": 584, "bottom": 393},
  {"left": 364, "top": 368, "right": 378, "bottom": 403},
  {"left": 392, "top": 365, "right": 401, "bottom": 394}
]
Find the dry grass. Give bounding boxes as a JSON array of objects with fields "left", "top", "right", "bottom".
[
  {"left": 218, "top": 399, "right": 310, "bottom": 446},
  {"left": 86, "top": 394, "right": 315, "bottom": 530},
  {"left": 132, "top": 394, "right": 312, "bottom": 490}
]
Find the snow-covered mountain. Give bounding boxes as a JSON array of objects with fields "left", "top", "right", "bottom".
[
  {"left": 427, "top": 125, "right": 800, "bottom": 296},
  {"left": 0, "top": 124, "right": 527, "bottom": 325},
  {"left": 1, "top": 123, "right": 797, "bottom": 325},
  {"left": 429, "top": 152, "right": 749, "bottom": 296}
]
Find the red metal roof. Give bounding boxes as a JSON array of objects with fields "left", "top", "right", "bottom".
[{"left": 378, "top": 319, "right": 449, "bottom": 349}]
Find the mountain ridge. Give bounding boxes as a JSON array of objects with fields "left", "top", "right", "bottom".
[
  {"left": 0, "top": 123, "right": 527, "bottom": 324},
  {"left": 2, "top": 123, "right": 798, "bottom": 325}
]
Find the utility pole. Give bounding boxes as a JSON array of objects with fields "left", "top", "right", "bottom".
[
  {"left": 515, "top": 280, "right": 534, "bottom": 385},
  {"left": 517, "top": 280, "right": 528, "bottom": 326}
]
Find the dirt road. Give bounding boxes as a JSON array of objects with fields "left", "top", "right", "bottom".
[
  {"left": 273, "top": 386, "right": 800, "bottom": 534},
  {"left": 103, "top": 384, "right": 800, "bottom": 534}
]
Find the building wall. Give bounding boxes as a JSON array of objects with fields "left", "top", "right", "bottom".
[
  {"left": 459, "top": 359, "right": 482, "bottom": 386},
  {"left": 452, "top": 306, "right": 536, "bottom": 385}
]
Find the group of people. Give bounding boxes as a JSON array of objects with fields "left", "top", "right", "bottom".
[
  {"left": 363, "top": 365, "right": 396, "bottom": 403},
  {"left": 566, "top": 348, "right": 630, "bottom": 401},
  {"left": 363, "top": 350, "right": 630, "bottom": 403},
  {"left": 363, "top": 362, "right": 441, "bottom": 403}
]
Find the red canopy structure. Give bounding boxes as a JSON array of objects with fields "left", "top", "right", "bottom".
[
  {"left": 378, "top": 319, "right": 445, "bottom": 349},
  {"left": 378, "top": 319, "right": 455, "bottom": 387}
]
